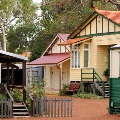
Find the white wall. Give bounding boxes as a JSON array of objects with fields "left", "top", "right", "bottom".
[{"left": 110, "top": 49, "right": 120, "bottom": 78}]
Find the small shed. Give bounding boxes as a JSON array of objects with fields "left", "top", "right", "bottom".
[
  {"left": 110, "top": 44, "right": 120, "bottom": 78},
  {"left": 109, "top": 44, "right": 120, "bottom": 114}
]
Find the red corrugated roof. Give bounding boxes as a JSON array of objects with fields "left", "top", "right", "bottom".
[
  {"left": 28, "top": 53, "right": 70, "bottom": 65},
  {"left": 96, "top": 9, "right": 120, "bottom": 24},
  {"left": 59, "top": 37, "right": 90, "bottom": 45},
  {"left": 57, "top": 33, "right": 70, "bottom": 41}
]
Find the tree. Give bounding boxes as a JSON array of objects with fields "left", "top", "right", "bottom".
[
  {"left": 7, "top": 24, "right": 38, "bottom": 54},
  {"left": 29, "top": 0, "right": 116, "bottom": 61},
  {"left": 92, "top": 0, "right": 120, "bottom": 10},
  {"left": 0, "top": 0, "right": 39, "bottom": 51}
]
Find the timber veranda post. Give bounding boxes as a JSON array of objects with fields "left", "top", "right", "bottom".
[
  {"left": 7, "top": 62, "right": 10, "bottom": 90},
  {"left": 23, "top": 61, "right": 26, "bottom": 103}
]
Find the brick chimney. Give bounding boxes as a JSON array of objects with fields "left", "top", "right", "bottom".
[{"left": 94, "top": 6, "right": 98, "bottom": 11}]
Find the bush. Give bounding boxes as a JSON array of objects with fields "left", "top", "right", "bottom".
[
  {"left": 58, "top": 89, "right": 65, "bottom": 96},
  {"left": 58, "top": 84, "right": 69, "bottom": 96},
  {"left": 73, "top": 93, "right": 99, "bottom": 99},
  {"left": 27, "top": 80, "right": 46, "bottom": 97},
  {"left": 10, "top": 88, "right": 22, "bottom": 102},
  {"left": 103, "top": 68, "right": 109, "bottom": 77},
  {"left": 0, "top": 94, "right": 6, "bottom": 100}
]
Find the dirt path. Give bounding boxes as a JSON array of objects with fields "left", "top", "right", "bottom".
[{"left": 6, "top": 97, "right": 120, "bottom": 120}]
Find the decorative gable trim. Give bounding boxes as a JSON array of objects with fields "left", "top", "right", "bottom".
[
  {"left": 68, "top": 11, "right": 97, "bottom": 39},
  {"left": 68, "top": 10, "right": 120, "bottom": 39},
  {"left": 42, "top": 33, "right": 69, "bottom": 56}
]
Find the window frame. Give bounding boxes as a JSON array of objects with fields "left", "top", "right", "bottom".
[
  {"left": 84, "top": 44, "right": 90, "bottom": 68},
  {"left": 71, "top": 44, "right": 80, "bottom": 68}
]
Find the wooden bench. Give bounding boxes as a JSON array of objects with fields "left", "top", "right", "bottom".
[{"left": 64, "top": 83, "right": 80, "bottom": 94}]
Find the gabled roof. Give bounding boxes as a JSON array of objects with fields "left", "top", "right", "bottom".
[
  {"left": 28, "top": 53, "right": 70, "bottom": 65},
  {"left": 68, "top": 6, "right": 120, "bottom": 39},
  {"left": 42, "top": 33, "right": 70, "bottom": 56},
  {"left": 59, "top": 37, "right": 91, "bottom": 45}
]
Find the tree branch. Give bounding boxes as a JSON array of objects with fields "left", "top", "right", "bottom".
[
  {"left": 108, "top": 0, "right": 120, "bottom": 5},
  {"left": 108, "top": 0, "right": 120, "bottom": 10}
]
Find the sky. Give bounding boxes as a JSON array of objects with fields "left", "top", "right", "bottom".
[
  {"left": 32, "top": 0, "right": 42, "bottom": 15},
  {"left": 33, "top": 0, "right": 42, "bottom": 3}
]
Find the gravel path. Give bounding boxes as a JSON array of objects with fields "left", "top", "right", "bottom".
[{"left": 7, "top": 97, "right": 120, "bottom": 120}]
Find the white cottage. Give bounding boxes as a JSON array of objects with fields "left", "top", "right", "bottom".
[{"left": 28, "top": 33, "right": 70, "bottom": 91}]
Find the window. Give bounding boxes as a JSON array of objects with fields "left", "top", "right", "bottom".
[
  {"left": 84, "top": 44, "right": 89, "bottom": 67},
  {"left": 71, "top": 45, "right": 80, "bottom": 68}
]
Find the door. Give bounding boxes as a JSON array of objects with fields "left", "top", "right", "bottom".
[
  {"left": 50, "top": 66, "right": 59, "bottom": 89},
  {"left": 62, "top": 67, "right": 69, "bottom": 87}
]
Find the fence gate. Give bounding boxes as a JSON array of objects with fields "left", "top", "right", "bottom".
[
  {"left": 33, "top": 97, "right": 72, "bottom": 117},
  {"left": 0, "top": 99, "right": 13, "bottom": 118},
  {"left": 109, "top": 78, "right": 120, "bottom": 114}
]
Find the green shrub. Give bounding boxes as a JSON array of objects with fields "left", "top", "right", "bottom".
[
  {"left": 103, "top": 68, "right": 109, "bottom": 77},
  {"left": 58, "top": 89, "right": 65, "bottom": 96},
  {"left": 0, "top": 94, "right": 6, "bottom": 100},
  {"left": 27, "top": 80, "right": 46, "bottom": 97},
  {"left": 58, "top": 84, "right": 69, "bottom": 96},
  {"left": 63, "top": 84, "right": 69, "bottom": 90},
  {"left": 73, "top": 93, "right": 98, "bottom": 99},
  {"left": 10, "top": 88, "right": 22, "bottom": 102}
]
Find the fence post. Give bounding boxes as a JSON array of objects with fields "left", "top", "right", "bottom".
[{"left": 30, "top": 99, "right": 33, "bottom": 116}]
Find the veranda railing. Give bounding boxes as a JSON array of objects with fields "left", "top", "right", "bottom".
[{"left": 81, "top": 68, "right": 105, "bottom": 96}]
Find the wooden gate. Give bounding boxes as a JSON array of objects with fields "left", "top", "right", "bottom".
[
  {"left": 109, "top": 78, "right": 120, "bottom": 114},
  {"left": 0, "top": 99, "right": 13, "bottom": 118},
  {"left": 33, "top": 97, "right": 72, "bottom": 117}
]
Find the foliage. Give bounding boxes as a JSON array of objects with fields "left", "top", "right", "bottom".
[
  {"left": 73, "top": 93, "right": 99, "bottom": 99},
  {"left": 0, "top": 0, "right": 38, "bottom": 51},
  {"left": 27, "top": 80, "right": 46, "bottom": 97},
  {"left": 58, "top": 89, "right": 65, "bottom": 96},
  {"left": 63, "top": 84, "right": 69, "bottom": 90},
  {"left": 10, "top": 88, "right": 22, "bottom": 102},
  {"left": 29, "top": 0, "right": 116, "bottom": 61},
  {"left": 58, "top": 83, "right": 69, "bottom": 96},
  {"left": 74, "top": 83, "right": 103, "bottom": 99},
  {"left": 0, "top": 94, "right": 6, "bottom": 100},
  {"left": 0, "top": 0, "right": 118, "bottom": 61},
  {"left": 92, "top": 0, "right": 120, "bottom": 10},
  {"left": 103, "top": 68, "right": 109, "bottom": 77},
  {"left": 7, "top": 24, "right": 38, "bottom": 54}
]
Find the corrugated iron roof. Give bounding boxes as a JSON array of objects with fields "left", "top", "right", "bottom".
[
  {"left": 96, "top": 9, "right": 120, "bottom": 24},
  {"left": 57, "top": 33, "right": 70, "bottom": 41},
  {"left": 0, "top": 50, "right": 28, "bottom": 61},
  {"left": 59, "top": 37, "right": 90, "bottom": 45},
  {"left": 28, "top": 53, "right": 70, "bottom": 65}
]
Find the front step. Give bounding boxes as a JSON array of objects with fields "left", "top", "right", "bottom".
[
  {"left": 104, "top": 82, "right": 109, "bottom": 98},
  {"left": 13, "top": 102, "right": 30, "bottom": 118},
  {"left": 98, "top": 81, "right": 109, "bottom": 98}
]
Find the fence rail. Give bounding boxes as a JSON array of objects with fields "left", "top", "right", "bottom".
[
  {"left": 0, "top": 99, "right": 13, "bottom": 118},
  {"left": 33, "top": 97, "right": 72, "bottom": 117}
]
